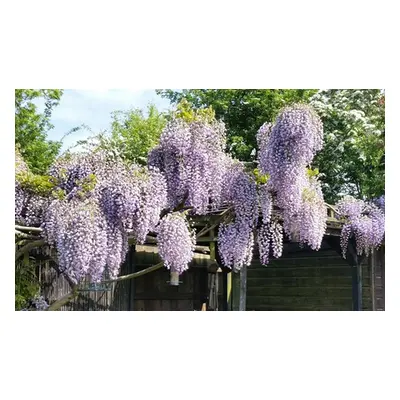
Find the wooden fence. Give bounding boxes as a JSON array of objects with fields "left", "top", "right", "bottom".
[
  {"left": 31, "top": 242, "right": 384, "bottom": 312},
  {"left": 37, "top": 245, "right": 224, "bottom": 311},
  {"left": 246, "top": 241, "right": 385, "bottom": 311}
]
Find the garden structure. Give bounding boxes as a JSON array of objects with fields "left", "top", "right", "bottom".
[
  {"left": 28, "top": 205, "right": 385, "bottom": 311},
  {"left": 15, "top": 101, "right": 385, "bottom": 311}
]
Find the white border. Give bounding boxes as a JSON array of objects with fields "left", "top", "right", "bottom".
[{"left": 0, "top": 1, "right": 397, "bottom": 399}]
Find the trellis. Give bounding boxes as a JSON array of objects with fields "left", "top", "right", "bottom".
[{"left": 15, "top": 203, "right": 382, "bottom": 311}]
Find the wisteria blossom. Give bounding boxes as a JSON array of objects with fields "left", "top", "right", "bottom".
[
  {"left": 336, "top": 195, "right": 385, "bottom": 257},
  {"left": 156, "top": 212, "right": 195, "bottom": 274}
]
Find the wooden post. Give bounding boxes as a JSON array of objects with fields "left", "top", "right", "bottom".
[
  {"left": 209, "top": 233, "right": 218, "bottom": 310},
  {"left": 370, "top": 249, "right": 376, "bottom": 311},
  {"left": 215, "top": 270, "right": 219, "bottom": 311},
  {"left": 129, "top": 245, "right": 136, "bottom": 311},
  {"left": 324, "top": 236, "right": 363, "bottom": 311},
  {"left": 239, "top": 266, "right": 247, "bottom": 311},
  {"left": 170, "top": 271, "right": 179, "bottom": 286},
  {"left": 352, "top": 263, "right": 362, "bottom": 311},
  {"left": 231, "top": 270, "right": 240, "bottom": 311},
  {"left": 226, "top": 272, "right": 232, "bottom": 310},
  {"left": 347, "top": 240, "right": 363, "bottom": 311}
]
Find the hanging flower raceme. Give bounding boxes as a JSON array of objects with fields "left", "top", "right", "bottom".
[
  {"left": 148, "top": 117, "right": 229, "bottom": 214},
  {"left": 15, "top": 150, "right": 50, "bottom": 227},
  {"left": 15, "top": 149, "right": 29, "bottom": 175},
  {"left": 156, "top": 212, "right": 195, "bottom": 274},
  {"left": 297, "top": 175, "right": 326, "bottom": 250},
  {"left": 336, "top": 196, "right": 385, "bottom": 257},
  {"left": 218, "top": 222, "right": 254, "bottom": 272},
  {"left": 40, "top": 150, "right": 168, "bottom": 284},
  {"left": 43, "top": 197, "right": 109, "bottom": 283},
  {"left": 217, "top": 162, "right": 258, "bottom": 271},
  {"left": 256, "top": 104, "right": 326, "bottom": 251},
  {"left": 373, "top": 195, "right": 385, "bottom": 213},
  {"left": 257, "top": 220, "right": 284, "bottom": 266}
]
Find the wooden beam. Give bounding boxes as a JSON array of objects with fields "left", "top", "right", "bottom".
[
  {"left": 239, "top": 266, "right": 247, "bottom": 311},
  {"left": 370, "top": 249, "right": 376, "bottom": 311},
  {"left": 226, "top": 272, "right": 232, "bottom": 310},
  {"left": 347, "top": 241, "right": 363, "bottom": 311},
  {"left": 324, "top": 235, "right": 364, "bottom": 311},
  {"left": 352, "top": 263, "right": 362, "bottom": 311},
  {"left": 231, "top": 271, "right": 240, "bottom": 311}
]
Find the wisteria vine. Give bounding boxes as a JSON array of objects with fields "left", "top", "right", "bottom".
[
  {"left": 15, "top": 102, "right": 385, "bottom": 304},
  {"left": 336, "top": 195, "right": 385, "bottom": 257},
  {"left": 257, "top": 104, "right": 326, "bottom": 252}
]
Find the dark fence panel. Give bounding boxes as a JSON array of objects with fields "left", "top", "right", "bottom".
[
  {"left": 246, "top": 239, "right": 375, "bottom": 311},
  {"left": 35, "top": 245, "right": 215, "bottom": 311}
]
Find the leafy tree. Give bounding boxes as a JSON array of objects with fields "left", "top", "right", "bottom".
[
  {"left": 157, "top": 89, "right": 385, "bottom": 203},
  {"left": 156, "top": 89, "right": 317, "bottom": 160},
  {"left": 310, "top": 89, "right": 385, "bottom": 203},
  {"left": 15, "top": 89, "right": 63, "bottom": 174},
  {"left": 74, "top": 104, "right": 167, "bottom": 165},
  {"left": 15, "top": 259, "right": 41, "bottom": 310}
]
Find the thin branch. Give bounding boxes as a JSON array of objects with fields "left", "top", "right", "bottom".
[
  {"left": 15, "top": 231, "right": 39, "bottom": 240},
  {"left": 101, "top": 261, "right": 165, "bottom": 284},
  {"left": 50, "top": 258, "right": 76, "bottom": 289},
  {"left": 46, "top": 261, "right": 165, "bottom": 310},
  {"left": 15, "top": 239, "right": 45, "bottom": 261},
  {"left": 15, "top": 225, "right": 43, "bottom": 233},
  {"left": 325, "top": 203, "right": 337, "bottom": 213},
  {"left": 195, "top": 207, "right": 232, "bottom": 239},
  {"left": 47, "top": 287, "right": 78, "bottom": 311}
]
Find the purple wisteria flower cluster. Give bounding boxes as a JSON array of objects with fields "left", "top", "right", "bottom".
[
  {"left": 15, "top": 151, "right": 49, "bottom": 227},
  {"left": 43, "top": 197, "right": 109, "bottom": 283},
  {"left": 22, "top": 295, "right": 49, "bottom": 311},
  {"left": 41, "top": 151, "right": 168, "bottom": 284},
  {"left": 256, "top": 182, "right": 284, "bottom": 266},
  {"left": 217, "top": 162, "right": 258, "bottom": 271},
  {"left": 336, "top": 195, "right": 385, "bottom": 257},
  {"left": 257, "top": 220, "right": 284, "bottom": 266},
  {"left": 283, "top": 176, "right": 327, "bottom": 250},
  {"left": 21, "top": 193, "right": 48, "bottom": 227},
  {"left": 257, "top": 104, "right": 326, "bottom": 251},
  {"left": 156, "top": 212, "right": 195, "bottom": 274},
  {"left": 148, "top": 117, "right": 229, "bottom": 214},
  {"left": 259, "top": 184, "right": 273, "bottom": 225},
  {"left": 15, "top": 149, "right": 29, "bottom": 175},
  {"left": 373, "top": 195, "right": 385, "bottom": 213}
]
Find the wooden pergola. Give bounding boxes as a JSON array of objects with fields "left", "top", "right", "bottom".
[{"left": 16, "top": 203, "right": 383, "bottom": 311}]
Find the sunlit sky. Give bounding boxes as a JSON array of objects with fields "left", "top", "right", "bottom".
[{"left": 34, "top": 89, "right": 172, "bottom": 151}]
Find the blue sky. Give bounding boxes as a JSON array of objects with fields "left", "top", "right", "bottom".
[{"left": 34, "top": 90, "right": 172, "bottom": 152}]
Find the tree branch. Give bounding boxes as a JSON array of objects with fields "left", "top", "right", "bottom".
[
  {"left": 100, "top": 261, "right": 164, "bottom": 284},
  {"left": 47, "top": 286, "right": 78, "bottom": 311},
  {"left": 195, "top": 207, "right": 232, "bottom": 239},
  {"left": 15, "top": 231, "right": 39, "bottom": 240},
  {"left": 15, "top": 239, "right": 45, "bottom": 261},
  {"left": 15, "top": 225, "right": 43, "bottom": 233}
]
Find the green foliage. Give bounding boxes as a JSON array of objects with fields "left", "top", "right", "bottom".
[
  {"left": 156, "top": 89, "right": 318, "bottom": 160},
  {"left": 110, "top": 104, "right": 167, "bottom": 164},
  {"left": 310, "top": 89, "right": 385, "bottom": 203},
  {"left": 253, "top": 168, "right": 270, "bottom": 185},
  {"left": 74, "top": 104, "right": 167, "bottom": 165},
  {"left": 15, "top": 89, "right": 64, "bottom": 174},
  {"left": 173, "top": 99, "right": 216, "bottom": 123},
  {"left": 158, "top": 89, "right": 385, "bottom": 203},
  {"left": 306, "top": 167, "right": 320, "bottom": 178},
  {"left": 15, "top": 257, "right": 40, "bottom": 310},
  {"left": 16, "top": 170, "right": 56, "bottom": 197}
]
